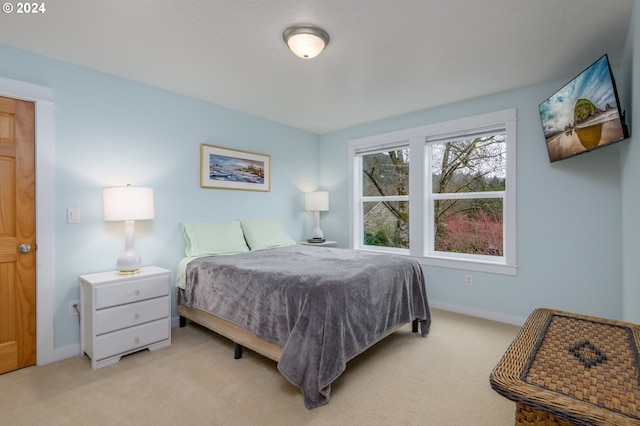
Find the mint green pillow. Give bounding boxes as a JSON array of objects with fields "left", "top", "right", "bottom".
[
  {"left": 181, "top": 221, "right": 250, "bottom": 257},
  {"left": 239, "top": 218, "right": 296, "bottom": 251}
]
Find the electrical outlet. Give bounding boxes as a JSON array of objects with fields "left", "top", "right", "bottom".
[
  {"left": 465, "top": 275, "right": 472, "bottom": 286},
  {"left": 68, "top": 300, "right": 79, "bottom": 316}
]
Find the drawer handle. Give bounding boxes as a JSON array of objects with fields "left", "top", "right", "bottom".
[
  {"left": 134, "top": 337, "right": 140, "bottom": 344},
  {"left": 134, "top": 313, "right": 140, "bottom": 320},
  {"left": 134, "top": 289, "right": 140, "bottom": 296}
]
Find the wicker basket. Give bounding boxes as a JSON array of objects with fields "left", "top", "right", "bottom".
[
  {"left": 490, "top": 308, "right": 640, "bottom": 426},
  {"left": 515, "top": 403, "right": 578, "bottom": 426}
]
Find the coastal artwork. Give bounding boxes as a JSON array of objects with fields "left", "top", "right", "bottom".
[
  {"left": 539, "top": 55, "right": 626, "bottom": 163},
  {"left": 209, "top": 154, "right": 264, "bottom": 184},
  {"left": 200, "top": 144, "right": 270, "bottom": 191}
]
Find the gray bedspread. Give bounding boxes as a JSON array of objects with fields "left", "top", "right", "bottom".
[{"left": 177, "top": 245, "right": 430, "bottom": 408}]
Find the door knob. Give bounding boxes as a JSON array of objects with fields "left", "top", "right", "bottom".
[{"left": 18, "top": 244, "right": 31, "bottom": 253}]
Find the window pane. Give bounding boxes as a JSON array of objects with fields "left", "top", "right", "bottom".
[
  {"left": 434, "top": 198, "right": 503, "bottom": 256},
  {"left": 431, "top": 135, "right": 505, "bottom": 193},
  {"left": 362, "top": 148, "right": 409, "bottom": 196},
  {"left": 363, "top": 201, "right": 409, "bottom": 249}
]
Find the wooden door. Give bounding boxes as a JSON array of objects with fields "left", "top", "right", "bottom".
[{"left": 0, "top": 96, "right": 36, "bottom": 374}]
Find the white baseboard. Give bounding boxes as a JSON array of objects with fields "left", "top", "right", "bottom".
[
  {"left": 429, "top": 300, "right": 526, "bottom": 327},
  {"left": 39, "top": 344, "right": 81, "bottom": 366},
  {"left": 171, "top": 316, "right": 181, "bottom": 328},
  {"left": 39, "top": 318, "right": 183, "bottom": 365}
]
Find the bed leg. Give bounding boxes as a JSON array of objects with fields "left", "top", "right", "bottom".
[
  {"left": 179, "top": 316, "right": 187, "bottom": 328},
  {"left": 412, "top": 319, "right": 418, "bottom": 333},
  {"left": 234, "top": 343, "right": 243, "bottom": 359}
]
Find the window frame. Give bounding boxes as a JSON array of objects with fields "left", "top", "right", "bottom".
[
  {"left": 349, "top": 109, "right": 517, "bottom": 275},
  {"left": 356, "top": 144, "right": 411, "bottom": 254}
]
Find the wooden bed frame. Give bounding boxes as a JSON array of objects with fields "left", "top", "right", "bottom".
[
  {"left": 177, "top": 304, "right": 419, "bottom": 362},
  {"left": 178, "top": 304, "right": 282, "bottom": 361}
]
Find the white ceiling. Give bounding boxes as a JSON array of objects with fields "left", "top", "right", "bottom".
[{"left": 0, "top": 0, "right": 634, "bottom": 134}]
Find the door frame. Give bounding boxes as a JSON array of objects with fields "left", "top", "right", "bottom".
[{"left": 0, "top": 76, "right": 56, "bottom": 366}]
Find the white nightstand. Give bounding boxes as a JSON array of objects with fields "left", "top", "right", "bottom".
[
  {"left": 79, "top": 266, "right": 171, "bottom": 370},
  {"left": 298, "top": 240, "right": 338, "bottom": 247}
]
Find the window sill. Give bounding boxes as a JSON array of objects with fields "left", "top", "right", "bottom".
[
  {"left": 353, "top": 247, "right": 517, "bottom": 275},
  {"left": 410, "top": 255, "right": 517, "bottom": 275}
]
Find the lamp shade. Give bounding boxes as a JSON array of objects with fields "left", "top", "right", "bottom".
[
  {"left": 305, "top": 191, "right": 329, "bottom": 212},
  {"left": 103, "top": 186, "right": 155, "bottom": 221}
]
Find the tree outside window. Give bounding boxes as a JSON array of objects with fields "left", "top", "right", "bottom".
[
  {"left": 430, "top": 134, "right": 506, "bottom": 256},
  {"left": 361, "top": 148, "right": 409, "bottom": 249}
]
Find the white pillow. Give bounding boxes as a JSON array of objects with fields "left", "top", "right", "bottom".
[
  {"left": 239, "top": 218, "right": 296, "bottom": 251},
  {"left": 181, "top": 221, "right": 250, "bottom": 257}
]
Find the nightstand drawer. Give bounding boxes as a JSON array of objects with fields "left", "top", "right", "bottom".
[
  {"left": 94, "top": 275, "right": 168, "bottom": 309},
  {"left": 93, "top": 319, "right": 169, "bottom": 361},
  {"left": 94, "top": 296, "right": 169, "bottom": 335}
]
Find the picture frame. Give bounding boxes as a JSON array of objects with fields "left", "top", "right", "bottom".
[{"left": 200, "top": 144, "right": 271, "bottom": 191}]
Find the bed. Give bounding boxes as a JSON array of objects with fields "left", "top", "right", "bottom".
[{"left": 176, "top": 219, "right": 431, "bottom": 409}]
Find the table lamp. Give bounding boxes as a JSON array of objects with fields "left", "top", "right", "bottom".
[
  {"left": 103, "top": 185, "right": 155, "bottom": 274},
  {"left": 305, "top": 191, "right": 329, "bottom": 242}
]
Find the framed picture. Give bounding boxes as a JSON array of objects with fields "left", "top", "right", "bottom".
[{"left": 200, "top": 144, "right": 271, "bottom": 191}]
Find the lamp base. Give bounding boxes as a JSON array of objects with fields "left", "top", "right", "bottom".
[
  {"left": 116, "top": 220, "right": 142, "bottom": 275},
  {"left": 307, "top": 238, "right": 326, "bottom": 244},
  {"left": 311, "top": 211, "right": 324, "bottom": 240},
  {"left": 116, "top": 251, "right": 141, "bottom": 274}
]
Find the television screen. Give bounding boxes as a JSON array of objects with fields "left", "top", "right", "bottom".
[{"left": 539, "top": 54, "right": 628, "bottom": 163}]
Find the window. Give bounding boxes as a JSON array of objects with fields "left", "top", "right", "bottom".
[
  {"left": 349, "top": 109, "right": 516, "bottom": 275},
  {"left": 361, "top": 146, "right": 410, "bottom": 251},
  {"left": 428, "top": 133, "right": 506, "bottom": 259}
]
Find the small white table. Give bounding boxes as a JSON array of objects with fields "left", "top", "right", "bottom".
[
  {"left": 298, "top": 240, "right": 337, "bottom": 247},
  {"left": 79, "top": 266, "right": 171, "bottom": 369}
]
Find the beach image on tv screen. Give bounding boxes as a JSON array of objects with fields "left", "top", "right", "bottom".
[{"left": 539, "top": 55, "right": 625, "bottom": 162}]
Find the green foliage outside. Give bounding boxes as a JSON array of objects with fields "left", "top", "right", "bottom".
[{"left": 364, "top": 229, "right": 390, "bottom": 246}]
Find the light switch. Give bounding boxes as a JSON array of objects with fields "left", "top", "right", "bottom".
[{"left": 67, "top": 208, "right": 80, "bottom": 224}]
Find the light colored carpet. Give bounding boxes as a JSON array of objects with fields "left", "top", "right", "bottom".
[{"left": 0, "top": 308, "right": 519, "bottom": 425}]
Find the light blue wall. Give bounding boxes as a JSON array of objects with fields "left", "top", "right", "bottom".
[
  {"left": 320, "top": 72, "right": 628, "bottom": 324},
  {"left": 0, "top": 44, "right": 321, "bottom": 350},
  {"left": 621, "top": 0, "right": 639, "bottom": 324}
]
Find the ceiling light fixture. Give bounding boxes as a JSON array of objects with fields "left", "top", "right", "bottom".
[{"left": 283, "top": 24, "right": 330, "bottom": 59}]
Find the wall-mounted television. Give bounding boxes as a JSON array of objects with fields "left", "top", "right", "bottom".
[{"left": 539, "top": 54, "right": 629, "bottom": 163}]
